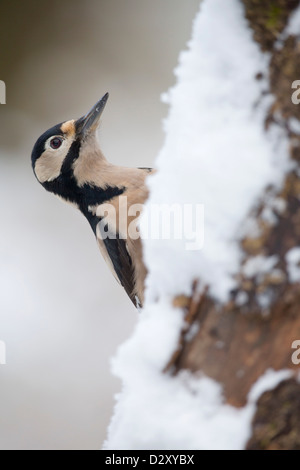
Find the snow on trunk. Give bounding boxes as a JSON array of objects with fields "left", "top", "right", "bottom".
[{"left": 104, "top": 0, "right": 300, "bottom": 450}]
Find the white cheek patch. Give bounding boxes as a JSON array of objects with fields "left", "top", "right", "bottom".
[
  {"left": 34, "top": 136, "right": 74, "bottom": 183},
  {"left": 34, "top": 152, "right": 65, "bottom": 183}
]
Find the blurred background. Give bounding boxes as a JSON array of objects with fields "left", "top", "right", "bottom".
[{"left": 0, "top": 0, "right": 199, "bottom": 449}]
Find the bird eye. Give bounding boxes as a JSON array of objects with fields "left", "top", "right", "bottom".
[{"left": 50, "top": 137, "right": 63, "bottom": 149}]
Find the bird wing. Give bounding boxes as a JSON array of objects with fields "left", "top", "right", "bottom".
[{"left": 96, "top": 226, "right": 138, "bottom": 307}]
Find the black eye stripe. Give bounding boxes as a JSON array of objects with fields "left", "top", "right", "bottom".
[{"left": 60, "top": 138, "right": 81, "bottom": 174}]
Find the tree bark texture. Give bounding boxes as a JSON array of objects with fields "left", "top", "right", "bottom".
[{"left": 167, "top": 0, "right": 300, "bottom": 450}]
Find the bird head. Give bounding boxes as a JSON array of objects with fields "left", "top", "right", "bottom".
[{"left": 31, "top": 92, "right": 109, "bottom": 186}]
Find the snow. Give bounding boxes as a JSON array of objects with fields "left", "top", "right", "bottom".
[
  {"left": 286, "top": 247, "right": 300, "bottom": 283},
  {"left": 242, "top": 254, "right": 279, "bottom": 279},
  {"left": 289, "top": 117, "right": 300, "bottom": 135},
  {"left": 142, "top": 0, "right": 290, "bottom": 304},
  {"left": 285, "top": 4, "right": 300, "bottom": 36},
  {"left": 275, "top": 4, "right": 300, "bottom": 50},
  {"left": 105, "top": 361, "right": 293, "bottom": 449},
  {"left": 235, "top": 290, "right": 249, "bottom": 306},
  {"left": 278, "top": 4, "right": 300, "bottom": 45},
  {"left": 248, "top": 369, "right": 293, "bottom": 403},
  {"left": 105, "top": 0, "right": 293, "bottom": 450}
]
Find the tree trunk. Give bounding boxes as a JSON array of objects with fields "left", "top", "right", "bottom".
[{"left": 166, "top": 0, "right": 300, "bottom": 450}]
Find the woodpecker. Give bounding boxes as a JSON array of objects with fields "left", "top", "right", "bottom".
[{"left": 31, "top": 93, "right": 152, "bottom": 307}]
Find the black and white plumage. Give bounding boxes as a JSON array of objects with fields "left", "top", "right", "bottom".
[{"left": 31, "top": 93, "right": 152, "bottom": 307}]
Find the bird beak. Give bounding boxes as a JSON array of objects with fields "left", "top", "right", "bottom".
[{"left": 76, "top": 92, "right": 109, "bottom": 137}]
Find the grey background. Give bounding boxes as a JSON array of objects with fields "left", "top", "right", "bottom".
[{"left": 0, "top": 0, "right": 199, "bottom": 449}]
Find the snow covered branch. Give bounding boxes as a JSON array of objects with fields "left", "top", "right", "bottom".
[{"left": 105, "top": 0, "right": 300, "bottom": 450}]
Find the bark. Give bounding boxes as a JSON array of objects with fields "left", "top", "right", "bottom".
[{"left": 166, "top": 0, "right": 300, "bottom": 450}]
